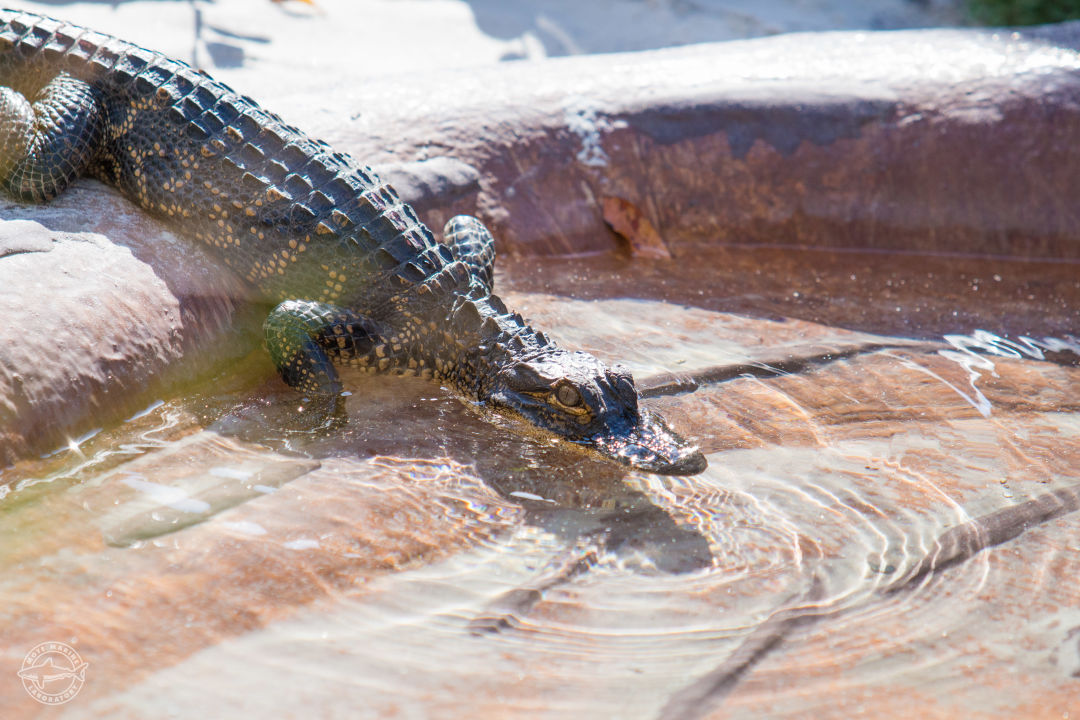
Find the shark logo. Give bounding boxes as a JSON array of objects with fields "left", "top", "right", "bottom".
[{"left": 18, "top": 641, "right": 88, "bottom": 705}]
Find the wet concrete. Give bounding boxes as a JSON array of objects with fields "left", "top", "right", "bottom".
[{"left": 0, "top": 286, "right": 1077, "bottom": 718}]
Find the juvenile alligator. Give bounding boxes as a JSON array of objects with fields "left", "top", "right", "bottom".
[{"left": 0, "top": 9, "right": 707, "bottom": 475}]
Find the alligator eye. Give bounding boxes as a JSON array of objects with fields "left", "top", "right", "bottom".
[{"left": 555, "top": 382, "right": 582, "bottom": 408}]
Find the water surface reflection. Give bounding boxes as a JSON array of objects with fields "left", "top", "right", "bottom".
[{"left": 0, "top": 242, "right": 1077, "bottom": 718}]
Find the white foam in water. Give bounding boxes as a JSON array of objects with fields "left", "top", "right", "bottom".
[{"left": 931, "top": 330, "right": 1080, "bottom": 418}]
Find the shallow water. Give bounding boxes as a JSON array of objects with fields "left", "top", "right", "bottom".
[{"left": 1, "top": 244, "right": 1079, "bottom": 719}]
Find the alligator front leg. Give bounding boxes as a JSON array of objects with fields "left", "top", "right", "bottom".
[
  {"left": 442, "top": 215, "right": 496, "bottom": 293},
  {"left": 263, "top": 299, "right": 385, "bottom": 428},
  {"left": 0, "top": 73, "right": 103, "bottom": 202}
]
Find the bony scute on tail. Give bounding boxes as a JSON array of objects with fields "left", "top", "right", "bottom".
[{"left": 0, "top": 9, "right": 707, "bottom": 475}]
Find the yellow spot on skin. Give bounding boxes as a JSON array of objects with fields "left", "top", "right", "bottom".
[
  {"left": 246, "top": 208, "right": 256, "bottom": 217},
  {"left": 289, "top": 239, "right": 297, "bottom": 249}
]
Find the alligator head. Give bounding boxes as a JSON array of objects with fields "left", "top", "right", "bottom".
[{"left": 486, "top": 350, "right": 707, "bottom": 475}]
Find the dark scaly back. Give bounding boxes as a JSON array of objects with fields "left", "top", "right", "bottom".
[{"left": 0, "top": 8, "right": 467, "bottom": 316}]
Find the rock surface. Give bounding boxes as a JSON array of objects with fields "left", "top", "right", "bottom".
[
  {"left": 0, "top": 296, "right": 1076, "bottom": 719},
  {"left": 0, "top": 187, "right": 256, "bottom": 465}
]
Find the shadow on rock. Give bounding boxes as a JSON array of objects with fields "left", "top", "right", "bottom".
[{"left": 206, "top": 364, "right": 715, "bottom": 600}]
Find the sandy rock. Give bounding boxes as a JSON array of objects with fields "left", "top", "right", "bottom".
[
  {"left": 301, "top": 25, "right": 1080, "bottom": 258},
  {"left": 0, "top": 186, "right": 255, "bottom": 465},
  {"left": 22, "top": 343, "right": 1076, "bottom": 720},
  {"left": 0, "top": 431, "right": 521, "bottom": 717},
  {"left": 0, "top": 291, "right": 1076, "bottom": 719}
]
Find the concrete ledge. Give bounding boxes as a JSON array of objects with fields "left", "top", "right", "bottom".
[
  {"left": 0, "top": 187, "right": 255, "bottom": 465},
  {"left": 305, "top": 24, "right": 1080, "bottom": 257}
]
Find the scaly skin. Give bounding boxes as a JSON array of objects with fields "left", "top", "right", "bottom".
[{"left": 0, "top": 9, "right": 707, "bottom": 475}]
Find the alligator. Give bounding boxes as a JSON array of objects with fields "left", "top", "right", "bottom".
[{"left": 0, "top": 9, "right": 707, "bottom": 475}]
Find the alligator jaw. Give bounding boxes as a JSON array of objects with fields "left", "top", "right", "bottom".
[{"left": 587, "top": 410, "right": 708, "bottom": 476}]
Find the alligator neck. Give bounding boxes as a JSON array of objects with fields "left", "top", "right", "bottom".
[{"left": 424, "top": 288, "right": 554, "bottom": 399}]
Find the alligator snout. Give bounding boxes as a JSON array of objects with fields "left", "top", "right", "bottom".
[{"left": 589, "top": 408, "right": 708, "bottom": 476}]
